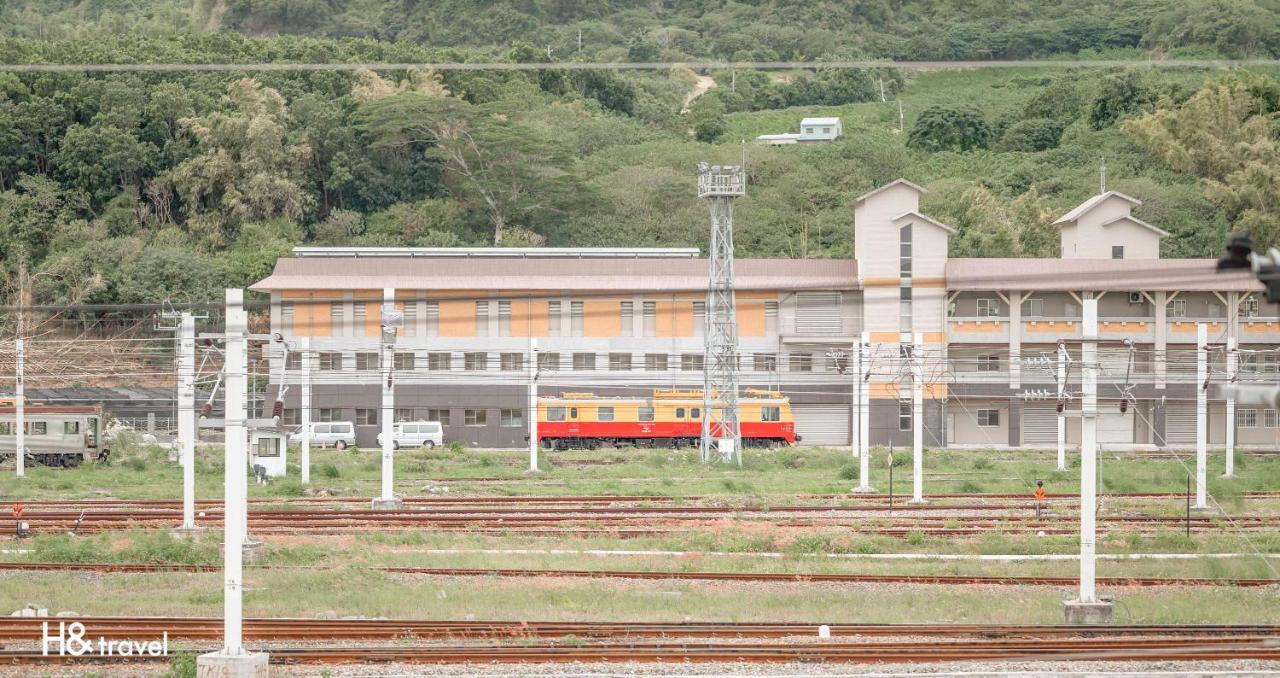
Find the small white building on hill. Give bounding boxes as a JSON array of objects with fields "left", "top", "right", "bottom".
[{"left": 756, "top": 117, "right": 843, "bottom": 145}]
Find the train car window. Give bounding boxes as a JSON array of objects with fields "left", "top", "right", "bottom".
[
  {"left": 26, "top": 422, "right": 47, "bottom": 435},
  {"left": 87, "top": 418, "right": 98, "bottom": 445},
  {"left": 570, "top": 407, "right": 578, "bottom": 419},
  {"left": 547, "top": 407, "right": 566, "bottom": 422},
  {"left": 762, "top": 406, "right": 781, "bottom": 422},
  {"left": 638, "top": 407, "right": 655, "bottom": 422},
  {"left": 676, "top": 408, "right": 686, "bottom": 418},
  {"left": 598, "top": 407, "right": 614, "bottom": 422},
  {"left": 0, "top": 422, "right": 10, "bottom": 434},
  {"left": 64, "top": 421, "right": 81, "bottom": 434},
  {"left": 691, "top": 408, "right": 701, "bottom": 418}
]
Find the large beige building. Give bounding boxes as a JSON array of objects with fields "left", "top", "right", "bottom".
[{"left": 253, "top": 179, "right": 1274, "bottom": 449}]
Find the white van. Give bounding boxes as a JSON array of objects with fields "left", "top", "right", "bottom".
[
  {"left": 376, "top": 421, "right": 445, "bottom": 449},
  {"left": 289, "top": 421, "right": 356, "bottom": 450}
]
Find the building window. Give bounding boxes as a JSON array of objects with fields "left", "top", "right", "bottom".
[
  {"left": 976, "top": 354, "right": 1000, "bottom": 372},
  {"left": 1266, "top": 410, "right": 1279, "bottom": 428},
  {"left": 428, "top": 352, "right": 452, "bottom": 371},
  {"left": 754, "top": 353, "right": 777, "bottom": 372},
  {"left": 475, "top": 301, "right": 489, "bottom": 337},
  {"left": 538, "top": 352, "right": 560, "bottom": 371},
  {"left": 403, "top": 302, "right": 417, "bottom": 337},
  {"left": 317, "top": 408, "right": 341, "bottom": 422},
  {"left": 498, "top": 301, "right": 511, "bottom": 336},
  {"left": 645, "top": 353, "right": 668, "bottom": 371},
  {"left": 355, "top": 352, "right": 380, "bottom": 371},
  {"left": 1238, "top": 409, "right": 1258, "bottom": 428},
  {"left": 620, "top": 301, "right": 633, "bottom": 336},
  {"left": 822, "top": 126, "right": 831, "bottom": 134},
  {"left": 899, "top": 223, "right": 912, "bottom": 280},
  {"left": 976, "top": 298, "right": 999, "bottom": 317},
  {"left": 355, "top": 409, "right": 378, "bottom": 426},
  {"left": 1112, "top": 245, "right": 1124, "bottom": 259},
  {"left": 900, "top": 286, "right": 913, "bottom": 332},
  {"left": 1168, "top": 299, "right": 1187, "bottom": 318},
  {"left": 394, "top": 352, "right": 415, "bottom": 371},
  {"left": 1244, "top": 297, "right": 1260, "bottom": 318},
  {"left": 464, "top": 352, "right": 487, "bottom": 371},
  {"left": 464, "top": 409, "right": 487, "bottom": 426},
  {"left": 500, "top": 409, "right": 523, "bottom": 427},
  {"left": 285, "top": 352, "right": 302, "bottom": 371},
  {"left": 638, "top": 406, "right": 655, "bottom": 422},
  {"left": 318, "top": 352, "right": 343, "bottom": 371},
  {"left": 548, "top": 301, "right": 561, "bottom": 337},
  {"left": 395, "top": 408, "right": 414, "bottom": 422},
  {"left": 597, "top": 406, "right": 615, "bottom": 422},
  {"left": 1262, "top": 354, "right": 1278, "bottom": 374},
  {"left": 693, "top": 301, "right": 706, "bottom": 337},
  {"left": 353, "top": 303, "right": 367, "bottom": 334},
  {"left": 573, "top": 353, "right": 596, "bottom": 370},
  {"left": 426, "top": 408, "right": 450, "bottom": 425},
  {"left": 761, "top": 406, "right": 781, "bottom": 422},
  {"left": 682, "top": 354, "right": 704, "bottom": 371},
  {"left": 765, "top": 301, "right": 778, "bottom": 335},
  {"left": 789, "top": 353, "right": 813, "bottom": 372},
  {"left": 1241, "top": 354, "right": 1258, "bottom": 374},
  {"left": 899, "top": 400, "right": 912, "bottom": 431},
  {"left": 1022, "top": 298, "right": 1043, "bottom": 318},
  {"left": 281, "top": 302, "right": 294, "bottom": 333},
  {"left": 498, "top": 352, "right": 522, "bottom": 371},
  {"left": 609, "top": 353, "right": 632, "bottom": 370},
  {"left": 978, "top": 409, "right": 1000, "bottom": 427},
  {"left": 642, "top": 301, "right": 656, "bottom": 337},
  {"left": 282, "top": 408, "right": 300, "bottom": 426},
  {"left": 425, "top": 301, "right": 439, "bottom": 336},
  {"left": 570, "top": 301, "right": 584, "bottom": 336},
  {"left": 330, "top": 302, "right": 345, "bottom": 336}
]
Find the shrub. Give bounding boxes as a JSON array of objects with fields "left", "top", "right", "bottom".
[
  {"left": 997, "top": 117, "right": 1064, "bottom": 151},
  {"left": 906, "top": 105, "right": 992, "bottom": 152},
  {"left": 165, "top": 652, "right": 197, "bottom": 678},
  {"left": 318, "top": 462, "right": 340, "bottom": 478},
  {"left": 838, "top": 463, "right": 858, "bottom": 481},
  {"left": 972, "top": 457, "right": 993, "bottom": 470},
  {"left": 959, "top": 480, "right": 984, "bottom": 493}
]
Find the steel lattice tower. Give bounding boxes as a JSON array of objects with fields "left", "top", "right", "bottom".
[{"left": 697, "top": 163, "right": 744, "bottom": 465}]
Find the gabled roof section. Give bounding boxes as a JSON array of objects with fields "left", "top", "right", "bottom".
[
  {"left": 854, "top": 179, "right": 927, "bottom": 205},
  {"left": 893, "top": 210, "right": 957, "bottom": 235},
  {"left": 1100, "top": 214, "right": 1169, "bottom": 238},
  {"left": 1052, "top": 191, "right": 1143, "bottom": 226}
]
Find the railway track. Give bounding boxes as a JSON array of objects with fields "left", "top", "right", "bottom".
[{"left": 1, "top": 561, "right": 1274, "bottom": 588}]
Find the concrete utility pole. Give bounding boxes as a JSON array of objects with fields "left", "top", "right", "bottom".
[
  {"left": 1057, "top": 342, "right": 1067, "bottom": 471},
  {"left": 1224, "top": 336, "right": 1236, "bottom": 478},
  {"left": 1064, "top": 296, "right": 1112, "bottom": 624},
  {"left": 14, "top": 338, "right": 24, "bottom": 479},
  {"left": 528, "top": 338, "right": 539, "bottom": 472},
  {"left": 1195, "top": 323, "right": 1208, "bottom": 509},
  {"left": 854, "top": 332, "right": 874, "bottom": 493},
  {"left": 300, "top": 337, "right": 312, "bottom": 485},
  {"left": 697, "top": 163, "right": 744, "bottom": 466},
  {"left": 177, "top": 314, "right": 199, "bottom": 533},
  {"left": 198, "top": 289, "right": 268, "bottom": 675},
  {"left": 374, "top": 287, "right": 403, "bottom": 510},
  {"left": 909, "top": 333, "right": 926, "bottom": 504}
]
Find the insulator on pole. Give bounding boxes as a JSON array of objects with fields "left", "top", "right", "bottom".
[
  {"left": 271, "top": 400, "right": 284, "bottom": 419},
  {"left": 200, "top": 402, "right": 212, "bottom": 418}
]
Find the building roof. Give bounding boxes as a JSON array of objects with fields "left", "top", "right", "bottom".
[
  {"left": 893, "top": 210, "right": 957, "bottom": 235},
  {"left": 1052, "top": 191, "right": 1143, "bottom": 226},
  {"left": 252, "top": 257, "right": 858, "bottom": 293},
  {"left": 291, "top": 247, "right": 701, "bottom": 259},
  {"left": 853, "top": 179, "right": 927, "bottom": 205},
  {"left": 756, "top": 133, "right": 800, "bottom": 141},
  {"left": 1099, "top": 214, "right": 1170, "bottom": 238},
  {"left": 801, "top": 117, "right": 841, "bottom": 126},
  {"left": 945, "top": 258, "right": 1261, "bottom": 292}
]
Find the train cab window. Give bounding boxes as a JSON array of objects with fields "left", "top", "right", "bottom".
[
  {"left": 547, "top": 407, "right": 566, "bottom": 422},
  {"left": 570, "top": 407, "right": 578, "bottom": 419},
  {"left": 676, "top": 407, "right": 686, "bottom": 418},
  {"left": 762, "top": 406, "right": 781, "bottom": 422},
  {"left": 64, "top": 421, "right": 81, "bottom": 435},
  {"left": 638, "top": 407, "right": 655, "bottom": 422},
  {"left": 691, "top": 408, "right": 700, "bottom": 419},
  {"left": 25, "top": 422, "right": 46, "bottom": 435},
  {"left": 597, "top": 407, "right": 615, "bottom": 422}
]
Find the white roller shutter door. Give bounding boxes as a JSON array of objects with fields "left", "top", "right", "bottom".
[
  {"left": 1097, "top": 412, "right": 1133, "bottom": 445},
  {"left": 1021, "top": 403, "right": 1058, "bottom": 445},
  {"left": 796, "top": 292, "right": 843, "bottom": 334},
  {"left": 792, "top": 404, "right": 850, "bottom": 446},
  {"left": 1165, "top": 403, "right": 1196, "bottom": 446}
]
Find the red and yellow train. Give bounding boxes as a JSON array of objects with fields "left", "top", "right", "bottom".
[{"left": 536, "top": 389, "right": 796, "bottom": 450}]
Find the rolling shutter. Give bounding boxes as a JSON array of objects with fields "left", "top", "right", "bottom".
[
  {"left": 792, "top": 404, "right": 850, "bottom": 446},
  {"left": 1097, "top": 412, "right": 1133, "bottom": 445},
  {"left": 1021, "top": 403, "right": 1058, "bottom": 445},
  {"left": 796, "top": 292, "right": 843, "bottom": 334},
  {"left": 1165, "top": 402, "right": 1196, "bottom": 446}
]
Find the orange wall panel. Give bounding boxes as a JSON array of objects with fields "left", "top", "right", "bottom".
[
  {"left": 738, "top": 299, "right": 765, "bottom": 337},
  {"left": 584, "top": 299, "right": 621, "bottom": 337},
  {"left": 439, "top": 299, "right": 475, "bottom": 337},
  {"left": 655, "top": 300, "right": 675, "bottom": 337},
  {"left": 674, "top": 301, "right": 695, "bottom": 337}
]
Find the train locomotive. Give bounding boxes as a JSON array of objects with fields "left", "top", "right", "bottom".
[
  {"left": 0, "top": 401, "right": 109, "bottom": 468},
  {"left": 536, "top": 388, "right": 796, "bottom": 450}
]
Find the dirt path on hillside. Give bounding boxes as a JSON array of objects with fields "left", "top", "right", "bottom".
[{"left": 680, "top": 73, "right": 717, "bottom": 113}]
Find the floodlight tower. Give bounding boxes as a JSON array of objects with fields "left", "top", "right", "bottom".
[{"left": 697, "top": 163, "right": 745, "bottom": 465}]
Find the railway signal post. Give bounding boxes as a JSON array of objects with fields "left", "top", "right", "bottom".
[
  {"left": 173, "top": 313, "right": 203, "bottom": 536},
  {"left": 373, "top": 287, "right": 404, "bottom": 510},
  {"left": 198, "top": 288, "right": 269, "bottom": 677},
  {"left": 1064, "top": 296, "right": 1113, "bottom": 624}
]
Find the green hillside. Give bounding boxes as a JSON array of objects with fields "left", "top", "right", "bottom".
[{"left": 0, "top": 2, "right": 1279, "bottom": 308}]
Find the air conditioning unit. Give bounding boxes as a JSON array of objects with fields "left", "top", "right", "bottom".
[{"left": 1128, "top": 292, "right": 1143, "bottom": 304}]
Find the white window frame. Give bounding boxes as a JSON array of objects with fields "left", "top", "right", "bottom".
[
  {"left": 975, "top": 298, "right": 999, "bottom": 317},
  {"left": 977, "top": 409, "right": 1000, "bottom": 427},
  {"left": 1168, "top": 299, "right": 1187, "bottom": 319},
  {"left": 1238, "top": 408, "right": 1258, "bottom": 428}
]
